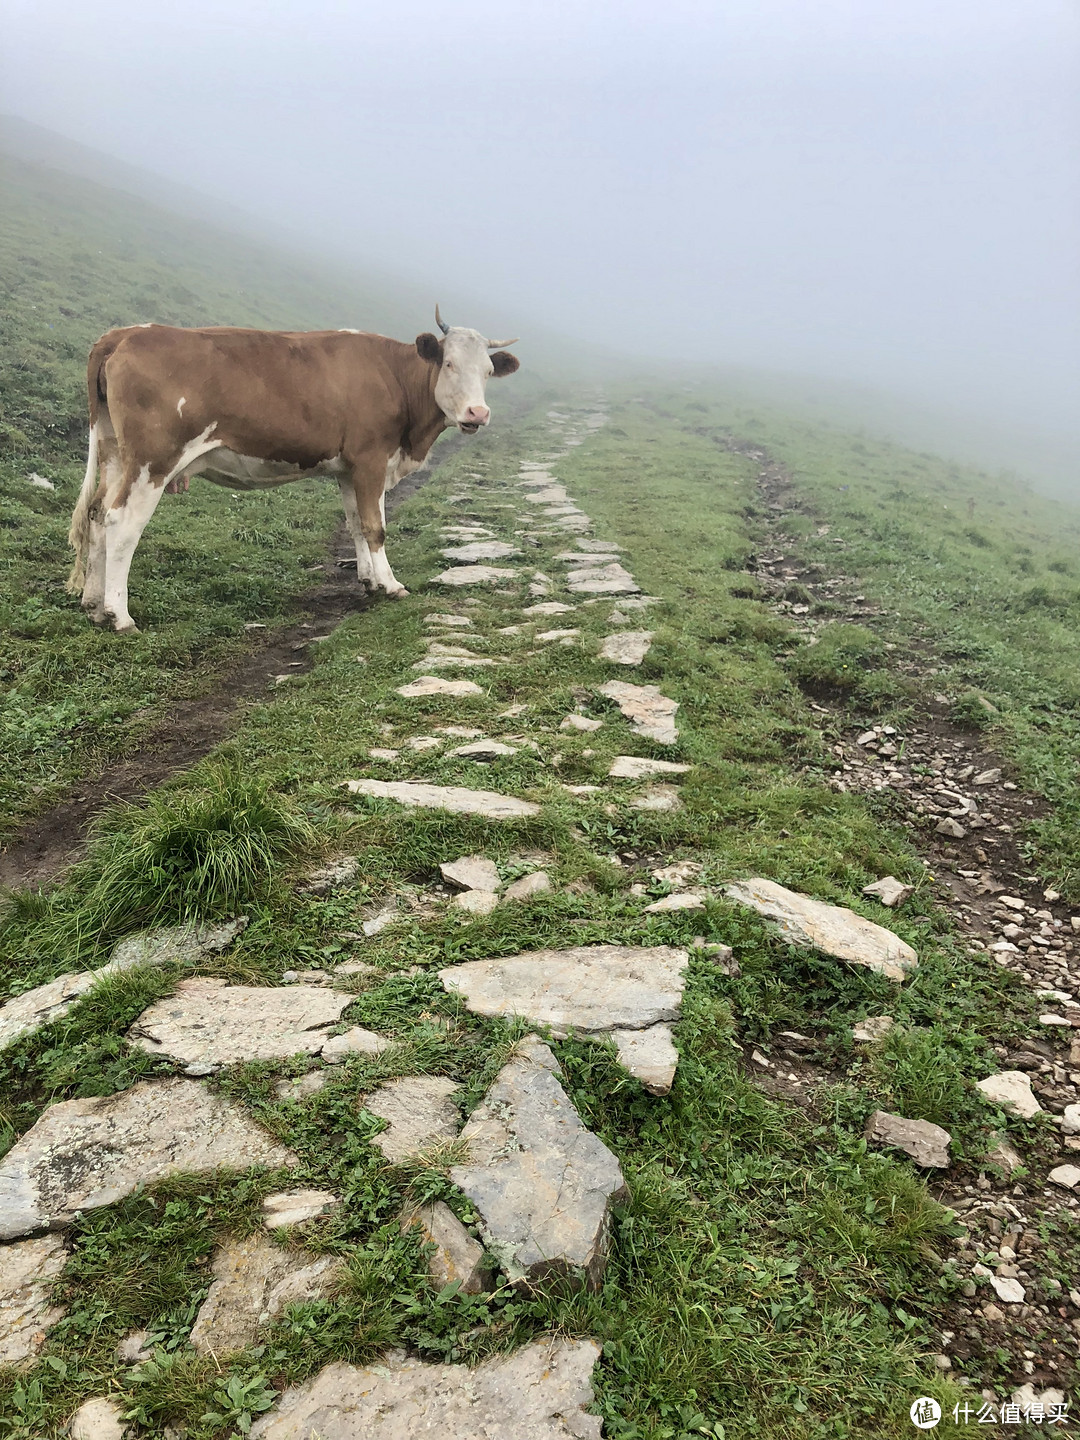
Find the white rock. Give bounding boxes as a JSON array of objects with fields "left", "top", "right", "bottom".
[
  {"left": 536, "top": 627, "right": 580, "bottom": 642},
  {"left": 424, "top": 613, "right": 473, "bottom": 627},
  {"left": 397, "top": 676, "right": 484, "bottom": 698},
  {"left": 114, "top": 1330, "right": 153, "bottom": 1364},
  {"left": 1061, "top": 1103, "right": 1080, "bottom": 1134},
  {"left": 852, "top": 1015, "right": 895, "bottom": 1044},
  {"left": 1049, "top": 1164, "right": 1080, "bottom": 1189},
  {"left": 1011, "top": 1383, "right": 1067, "bottom": 1410},
  {"left": 431, "top": 566, "right": 519, "bottom": 586},
  {"left": 362, "top": 903, "right": 402, "bottom": 937},
  {"left": 0, "top": 1078, "right": 297, "bottom": 1240},
  {"left": 440, "top": 725, "right": 487, "bottom": 737},
  {"left": 190, "top": 1234, "right": 344, "bottom": 1355},
  {"left": 611, "top": 1024, "right": 679, "bottom": 1096},
  {"left": 412, "top": 654, "right": 495, "bottom": 670},
  {"left": 451, "top": 1038, "right": 627, "bottom": 1291},
  {"left": 599, "top": 631, "right": 653, "bottom": 666},
  {"left": 725, "top": 878, "right": 918, "bottom": 982},
  {"left": 975, "top": 1071, "right": 1042, "bottom": 1119},
  {"left": 524, "top": 486, "right": 570, "bottom": 503},
  {"left": 320, "top": 1026, "right": 391, "bottom": 1063},
  {"left": 440, "top": 855, "right": 502, "bottom": 892},
  {"left": 974, "top": 768, "right": 1002, "bottom": 785},
  {"left": 560, "top": 714, "right": 603, "bottom": 732},
  {"left": 441, "top": 542, "right": 521, "bottom": 563},
  {"left": 0, "top": 1234, "right": 68, "bottom": 1365},
  {"left": 631, "top": 785, "right": 682, "bottom": 811},
  {"left": 27, "top": 472, "right": 55, "bottom": 491},
  {"left": 129, "top": 978, "right": 355, "bottom": 1072},
  {"left": 865, "top": 1110, "right": 951, "bottom": 1167},
  {"left": 522, "top": 601, "right": 576, "bottom": 616},
  {"left": 368, "top": 746, "right": 401, "bottom": 759},
  {"left": 643, "top": 892, "right": 704, "bottom": 914},
  {"left": 651, "top": 861, "right": 702, "bottom": 886},
  {"left": 609, "top": 755, "right": 691, "bottom": 778},
  {"left": 68, "top": 1398, "right": 128, "bottom": 1440},
  {"left": 299, "top": 856, "right": 360, "bottom": 895},
  {"left": 250, "top": 1335, "right": 603, "bottom": 1439},
  {"left": 503, "top": 872, "right": 551, "bottom": 902},
  {"left": 274, "top": 1070, "right": 329, "bottom": 1101},
  {"left": 262, "top": 1189, "right": 341, "bottom": 1228},
  {"left": 450, "top": 740, "right": 518, "bottom": 759},
  {"left": 989, "top": 1276, "right": 1026, "bottom": 1304},
  {"left": 453, "top": 890, "right": 500, "bottom": 916},
  {"left": 861, "top": 876, "right": 914, "bottom": 908},
  {"left": 346, "top": 780, "right": 539, "bottom": 819},
  {"left": 598, "top": 680, "right": 679, "bottom": 743},
  {"left": 402, "top": 1201, "right": 489, "bottom": 1293},
  {"left": 566, "top": 563, "right": 641, "bottom": 595},
  {"left": 363, "top": 1075, "right": 461, "bottom": 1162}
]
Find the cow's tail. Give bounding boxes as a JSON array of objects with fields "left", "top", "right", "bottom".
[{"left": 66, "top": 418, "right": 99, "bottom": 595}]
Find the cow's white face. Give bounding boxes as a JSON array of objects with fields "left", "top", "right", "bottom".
[{"left": 417, "top": 326, "right": 520, "bottom": 433}]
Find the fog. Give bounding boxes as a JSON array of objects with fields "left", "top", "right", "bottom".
[{"left": 2, "top": 0, "right": 1078, "bottom": 446}]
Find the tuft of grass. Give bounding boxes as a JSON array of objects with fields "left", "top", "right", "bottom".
[{"left": 787, "top": 623, "right": 885, "bottom": 694}]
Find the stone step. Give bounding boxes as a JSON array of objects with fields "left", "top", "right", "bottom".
[{"left": 346, "top": 780, "right": 539, "bottom": 819}]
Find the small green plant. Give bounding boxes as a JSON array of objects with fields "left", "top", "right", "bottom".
[
  {"left": 949, "top": 689, "right": 1000, "bottom": 730},
  {"left": 787, "top": 622, "right": 884, "bottom": 691},
  {"left": 200, "top": 1371, "right": 278, "bottom": 1435}
]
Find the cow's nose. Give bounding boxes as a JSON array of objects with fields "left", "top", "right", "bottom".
[{"left": 463, "top": 405, "right": 490, "bottom": 426}]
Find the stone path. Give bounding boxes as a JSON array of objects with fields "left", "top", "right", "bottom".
[{"left": 0, "top": 402, "right": 944, "bottom": 1434}]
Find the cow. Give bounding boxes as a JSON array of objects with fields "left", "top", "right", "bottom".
[{"left": 66, "top": 308, "right": 520, "bottom": 633}]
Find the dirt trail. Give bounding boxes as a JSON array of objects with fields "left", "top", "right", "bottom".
[{"left": 0, "top": 461, "right": 444, "bottom": 892}]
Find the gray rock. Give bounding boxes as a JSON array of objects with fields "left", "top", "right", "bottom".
[
  {"left": 865, "top": 1110, "right": 951, "bottom": 1167},
  {"left": 651, "top": 861, "right": 702, "bottom": 886},
  {"left": 320, "top": 1027, "right": 391, "bottom": 1063},
  {"left": 725, "top": 878, "right": 918, "bottom": 982},
  {"left": 363, "top": 1076, "right": 461, "bottom": 1162},
  {"left": 935, "top": 817, "right": 967, "bottom": 838},
  {"left": 861, "top": 876, "right": 914, "bottom": 908},
  {"left": 402, "top": 1201, "right": 489, "bottom": 1293},
  {"left": 453, "top": 890, "right": 500, "bottom": 915},
  {"left": 424, "top": 613, "right": 474, "bottom": 627},
  {"left": 1049, "top": 1164, "right": 1080, "bottom": 1189},
  {"left": 631, "top": 785, "right": 682, "bottom": 811},
  {"left": 441, "top": 855, "right": 502, "bottom": 892},
  {"left": 524, "top": 486, "right": 570, "bottom": 503},
  {"left": 983, "top": 1135, "right": 1024, "bottom": 1174},
  {"left": 643, "top": 893, "right": 703, "bottom": 914},
  {"left": 262, "top": 1189, "right": 341, "bottom": 1228},
  {"left": 451, "top": 1037, "right": 627, "bottom": 1290},
  {"left": 536, "top": 627, "right": 580, "bottom": 642},
  {"left": 441, "top": 542, "right": 521, "bottom": 563},
  {"left": 566, "top": 563, "right": 641, "bottom": 595},
  {"left": 397, "top": 676, "right": 485, "bottom": 697},
  {"left": 274, "top": 1069, "right": 329, "bottom": 1101},
  {"left": 298, "top": 856, "right": 360, "bottom": 895},
  {"left": 0, "top": 1234, "right": 68, "bottom": 1365},
  {"left": 1062, "top": 1102, "right": 1080, "bottom": 1134},
  {"left": 599, "top": 631, "right": 653, "bottom": 666},
  {"left": 129, "top": 978, "right": 355, "bottom": 1072},
  {"left": 598, "top": 680, "right": 679, "bottom": 743},
  {"left": 0, "top": 1078, "right": 297, "bottom": 1240},
  {"left": 68, "top": 1398, "right": 128, "bottom": 1440},
  {"left": 974, "top": 768, "right": 1002, "bottom": 786},
  {"left": 569, "top": 538, "right": 621, "bottom": 552},
  {"left": 250, "top": 1335, "right": 603, "bottom": 1440},
  {"left": 450, "top": 740, "right": 518, "bottom": 759},
  {"left": 975, "top": 1071, "right": 1042, "bottom": 1119},
  {"left": 521, "top": 601, "right": 575, "bottom": 616},
  {"left": 609, "top": 755, "right": 691, "bottom": 779},
  {"left": 431, "top": 565, "right": 520, "bottom": 586},
  {"left": 114, "top": 1330, "right": 153, "bottom": 1364},
  {"left": 611, "top": 1025, "right": 679, "bottom": 1096},
  {"left": 503, "top": 872, "right": 551, "bottom": 902},
  {"left": 190, "top": 1234, "right": 344, "bottom": 1355},
  {"left": 346, "top": 780, "right": 539, "bottom": 819},
  {"left": 0, "top": 917, "right": 248, "bottom": 1056},
  {"left": 990, "top": 1275, "right": 1026, "bottom": 1304},
  {"left": 852, "top": 1015, "right": 895, "bottom": 1044},
  {"left": 559, "top": 713, "right": 603, "bottom": 732}
]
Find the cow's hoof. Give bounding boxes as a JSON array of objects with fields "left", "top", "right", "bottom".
[
  {"left": 112, "top": 620, "right": 141, "bottom": 635},
  {"left": 84, "top": 608, "right": 108, "bottom": 627},
  {"left": 385, "top": 586, "right": 410, "bottom": 600}
]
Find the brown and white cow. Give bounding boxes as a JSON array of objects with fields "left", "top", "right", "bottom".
[{"left": 67, "top": 309, "right": 519, "bottom": 632}]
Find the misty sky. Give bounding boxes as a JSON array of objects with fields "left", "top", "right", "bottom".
[{"left": 2, "top": 0, "right": 1078, "bottom": 434}]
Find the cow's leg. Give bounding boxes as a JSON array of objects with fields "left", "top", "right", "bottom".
[
  {"left": 349, "top": 461, "right": 407, "bottom": 598},
  {"left": 102, "top": 464, "right": 165, "bottom": 634},
  {"left": 81, "top": 437, "right": 122, "bottom": 625},
  {"left": 337, "top": 474, "right": 375, "bottom": 590}
]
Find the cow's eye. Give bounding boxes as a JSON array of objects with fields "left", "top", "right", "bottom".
[{"left": 445, "top": 361, "right": 454, "bottom": 371}]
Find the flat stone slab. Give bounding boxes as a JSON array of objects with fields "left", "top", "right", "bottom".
[
  {"left": 440, "top": 855, "right": 502, "bottom": 892},
  {"left": 0, "top": 1078, "right": 298, "bottom": 1240},
  {"left": 976, "top": 1070, "right": 1042, "bottom": 1119},
  {"left": 413, "top": 654, "right": 496, "bottom": 670},
  {"left": 609, "top": 755, "right": 691, "bottom": 778},
  {"left": 643, "top": 892, "right": 704, "bottom": 914},
  {"left": 262, "top": 1189, "right": 341, "bottom": 1228},
  {"left": 363, "top": 1075, "right": 461, "bottom": 1162},
  {"left": 552, "top": 550, "right": 621, "bottom": 562},
  {"left": 599, "top": 681, "right": 679, "bottom": 743},
  {"left": 865, "top": 1110, "right": 951, "bottom": 1167},
  {"left": 432, "top": 566, "right": 520, "bottom": 586},
  {"left": 0, "top": 916, "right": 248, "bottom": 1056},
  {"left": 190, "top": 1234, "right": 343, "bottom": 1356},
  {"left": 503, "top": 872, "right": 551, "bottom": 902},
  {"left": 450, "top": 740, "right": 518, "bottom": 759},
  {"left": 599, "top": 630, "right": 653, "bottom": 666},
  {"left": 250, "top": 1335, "right": 602, "bottom": 1440},
  {"left": 451, "top": 1037, "right": 627, "bottom": 1290},
  {"left": 612, "top": 1025, "right": 678, "bottom": 1096},
  {"left": 524, "top": 486, "right": 570, "bottom": 503},
  {"left": 397, "top": 676, "right": 484, "bottom": 697},
  {"left": 321, "top": 1026, "right": 391, "bottom": 1062},
  {"left": 0, "top": 1234, "right": 68, "bottom": 1365},
  {"left": 631, "top": 786, "right": 682, "bottom": 811},
  {"left": 346, "top": 780, "right": 539, "bottom": 819},
  {"left": 402, "top": 1201, "right": 488, "bottom": 1293},
  {"left": 725, "top": 878, "right": 918, "bottom": 982},
  {"left": 522, "top": 601, "right": 575, "bottom": 616},
  {"left": 566, "top": 564, "right": 641, "bottom": 596},
  {"left": 129, "top": 978, "right": 355, "bottom": 1073},
  {"left": 424, "top": 613, "right": 474, "bottom": 627},
  {"left": 453, "top": 889, "right": 500, "bottom": 915},
  {"left": 441, "top": 542, "right": 521, "bottom": 563}
]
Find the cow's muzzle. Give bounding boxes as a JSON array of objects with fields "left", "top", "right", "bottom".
[{"left": 458, "top": 405, "right": 490, "bottom": 434}]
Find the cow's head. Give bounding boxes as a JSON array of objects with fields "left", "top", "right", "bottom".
[{"left": 416, "top": 306, "right": 520, "bottom": 433}]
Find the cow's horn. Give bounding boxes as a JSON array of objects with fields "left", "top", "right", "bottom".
[
  {"left": 435, "top": 304, "right": 450, "bottom": 335},
  {"left": 486, "top": 336, "right": 519, "bottom": 349}
]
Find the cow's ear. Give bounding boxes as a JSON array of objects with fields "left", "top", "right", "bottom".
[
  {"left": 490, "top": 350, "right": 520, "bottom": 377},
  {"left": 416, "top": 332, "right": 443, "bottom": 364}
]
